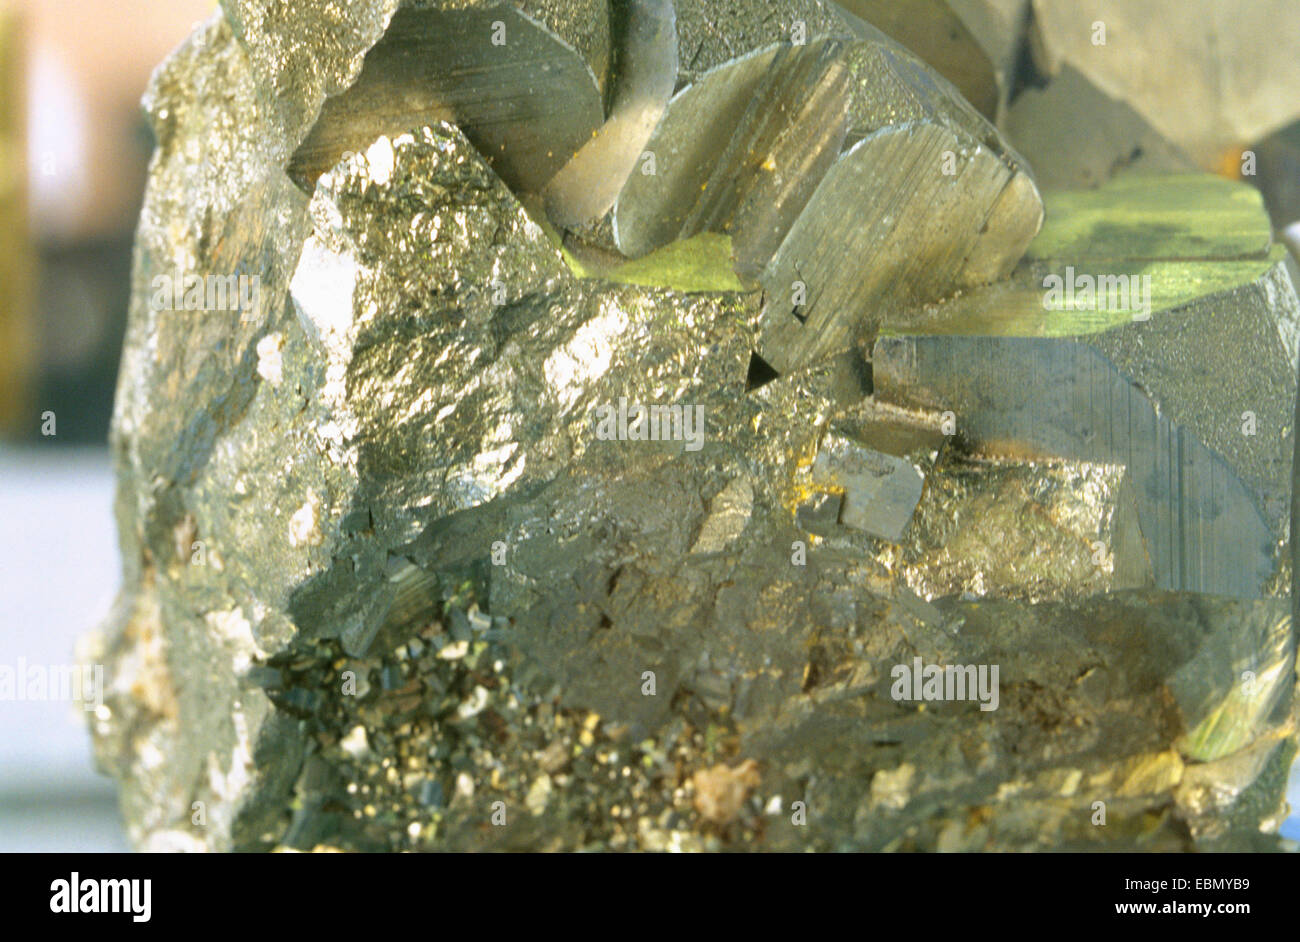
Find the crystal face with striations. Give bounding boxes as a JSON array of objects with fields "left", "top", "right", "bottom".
[{"left": 85, "top": 0, "right": 1299, "bottom": 852}]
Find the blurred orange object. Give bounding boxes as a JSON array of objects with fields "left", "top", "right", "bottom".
[
  {"left": 0, "top": 9, "right": 34, "bottom": 438},
  {"left": 13, "top": 0, "right": 213, "bottom": 240}
]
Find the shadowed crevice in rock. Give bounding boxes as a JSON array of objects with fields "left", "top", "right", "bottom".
[{"left": 745, "top": 353, "right": 780, "bottom": 391}]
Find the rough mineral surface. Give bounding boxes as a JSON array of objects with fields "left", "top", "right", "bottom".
[{"left": 87, "top": 0, "right": 1298, "bottom": 852}]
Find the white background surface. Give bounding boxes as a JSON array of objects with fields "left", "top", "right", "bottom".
[{"left": 0, "top": 446, "right": 128, "bottom": 851}]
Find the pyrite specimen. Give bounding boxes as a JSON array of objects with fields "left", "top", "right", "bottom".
[{"left": 86, "top": 0, "right": 1298, "bottom": 853}]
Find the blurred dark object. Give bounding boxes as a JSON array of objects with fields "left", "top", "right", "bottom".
[
  {"left": 1250, "top": 121, "right": 1300, "bottom": 231},
  {"left": 31, "top": 235, "right": 132, "bottom": 444},
  {"left": 1003, "top": 64, "right": 1194, "bottom": 190},
  {"left": 1029, "top": 0, "right": 1300, "bottom": 169}
]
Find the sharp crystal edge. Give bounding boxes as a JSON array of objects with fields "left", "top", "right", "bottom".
[
  {"left": 671, "top": 0, "right": 852, "bottom": 88},
  {"left": 286, "top": 0, "right": 611, "bottom": 195},
  {"left": 837, "top": 0, "right": 1035, "bottom": 123},
  {"left": 833, "top": 0, "right": 1003, "bottom": 120},
  {"left": 614, "top": 14, "right": 1045, "bottom": 374},
  {"left": 797, "top": 411, "right": 948, "bottom": 543},
  {"left": 83, "top": 0, "right": 1299, "bottom": 852},
  {"left": 541, "top": 0, "right": 678, "bottom": 230},
  {"left": 874, "top": 173, "right": 1300, "bottom": 599}
]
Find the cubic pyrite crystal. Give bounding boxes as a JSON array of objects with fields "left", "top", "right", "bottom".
[
  {"left": 86, "top": 0, "right": 1298, "bottom": 852},
  {"left": 875, "top": 174, "right": 1299, "bottom": 599}
]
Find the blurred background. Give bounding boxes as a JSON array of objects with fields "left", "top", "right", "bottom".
[
  {"left": 0, "top": 0, "right": 1297, "bottom": 851},
  {"left": 0, "top": 0, "right": 213, "bottom": 851}
]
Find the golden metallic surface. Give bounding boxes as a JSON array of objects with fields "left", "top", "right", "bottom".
[{"left": 875, "top": 456, "right": 1153, "bottom": 602}]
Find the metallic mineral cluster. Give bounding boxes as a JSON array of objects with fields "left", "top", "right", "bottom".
[{"left": 86, "top": 0, "right": 1300, "bottom": 851}]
